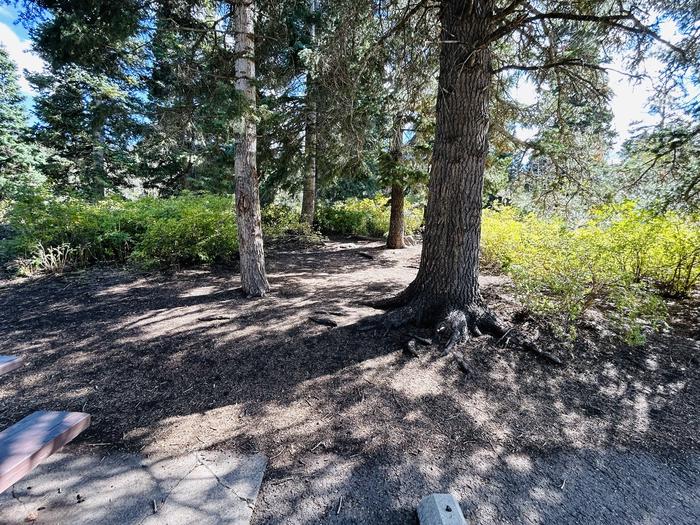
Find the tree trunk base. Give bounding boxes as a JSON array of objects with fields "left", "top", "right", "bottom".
[{"left": 363, "top": 288, "right": 554, "bottom": 363}]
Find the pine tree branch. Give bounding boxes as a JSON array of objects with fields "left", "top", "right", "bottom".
[
  {"left": 485, "top": 7, "right": 687, "bottom": 59},
  {"left": 492, "top": 58, "right": 605, "bottom": 74}
]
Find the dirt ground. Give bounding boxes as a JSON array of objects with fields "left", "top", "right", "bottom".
[{"left": 1, "top": 239, "right": 698, "bottom": 524}]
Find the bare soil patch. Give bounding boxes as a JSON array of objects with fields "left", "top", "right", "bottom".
[{"left": 1, "top": 239, "right": 698, "bottom": 523}]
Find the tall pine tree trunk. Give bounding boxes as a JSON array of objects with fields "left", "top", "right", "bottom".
[
  {"left": 383, "top": 0, "right": 493, "bottom": 327},
  {"left": 90, "top": 124, "right": 106, "bottom": 199},
  {"left": 234, "top": 0, "right": 269, "bottom": 296},
  {"left": 300, "top": 78, "right": 317, "bottom": 225},
  {"left": 300, "top": 0, "right": 318, "bottom": 226},
  {"left": 386, "top": 116, "right": 405, "bottom": 249}
]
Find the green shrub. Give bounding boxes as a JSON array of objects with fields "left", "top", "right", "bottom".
[
  {"left": 481, "top": 203, "right": 699, "bottom": 343},
  {"left": 261, "top": 203, "right": 320, "bottom": 240},
  {"left": 584, "top": 202, "right": 700, "bottom": 297},
  {"left": 0, "top": 192, "right": 317, "bottom": 270},
  {"left": 1, "top": 191, "right": 132, "bottom": 263},
  {"left": 129, "top": 195, "right": 238, "bottom": 268},
  {"left": 316, "top": 195, "right": 423, "bottom": 237}
]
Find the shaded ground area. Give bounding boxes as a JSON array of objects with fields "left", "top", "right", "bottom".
[
  {"left": 1, "top": 239, "right": 698, "bottom": 524},
  {"left": 0, "top": 451, "right": 266, "bottom": 524}
]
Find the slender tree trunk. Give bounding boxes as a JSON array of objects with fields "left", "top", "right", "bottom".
[
  {"left": 387, "top": 183, "right": 405, "bottom": 249},
  {"left": 386, "top": 116, "right": 405, "bottom": 249},
  {"left": 91, "top": 125, "right": 106, "bottom": 199},
  {"left": 385, "top": 0, "right": 493, "bottom": 326},
  {"left": 300, "top": 77, "right": 317, "bottom": 225},
  {"left": 234, "top": 0, "right": 269, "bottom": 296},
  {"left": 300, "top": 0, "right": 318, "bottom": 225}
]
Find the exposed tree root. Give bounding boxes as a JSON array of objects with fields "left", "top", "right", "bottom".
[
  {"left": 403, "top": 339, "right": 421, "bottom": 358},
  {"left": 361, "top": 283, "right": 416, "bottom": 310},
  {"left": 434, "top": 304, "right": 510, "bottom": 354},
  {"left": 452, "top": 353, "right": 471, "bottom": 374},
  {"left": 360, "top": 287, "right": 560, "bottom": 365}
]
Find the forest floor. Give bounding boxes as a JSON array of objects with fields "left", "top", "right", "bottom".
[{"left": 1, "top": 239, "right": 698, "bottom": 524}]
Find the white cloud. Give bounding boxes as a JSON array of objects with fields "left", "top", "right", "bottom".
[{"left": 0, "top": 21, "right": 45, "bottom": 94}]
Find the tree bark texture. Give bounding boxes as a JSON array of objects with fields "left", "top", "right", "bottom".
[
  {"left": 393, "top": 0, "right": 493, "bottom": 325},
  {"left": 386, "top": 116, "right": 406, "bottom": 249},
  {"left": 90, "top": 97, "right": 107, "bottom": 199},
  {"left": 300, "top": 0, "right": 318, "bottom": 226},
  {"left": 300, "top": 75, "right": 317, "bottom": 225},
  {"left": 234, "top": 0, "right": 270, "bottom": 297},
  {"left": 387, "top": 183, "right": 406, "bottom": 249}
]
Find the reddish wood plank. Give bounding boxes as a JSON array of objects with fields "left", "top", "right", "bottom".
[
  {"left": 0, "top": 411, "right": 91, "bottom": 494},
  {"left": 0, "top": 356, "right": 23, "bottom": 376}
]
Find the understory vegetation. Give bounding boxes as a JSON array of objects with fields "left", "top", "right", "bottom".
[
  {"left": 3, "top": 191, "right": 698, "bottom": 344},
  {"left": 316, "top": 195, "right": 424, "bottom": 238},
  {"left": 482, "top": 203, "right": 700, "bottom": 343},
  {"left": 0, "top": 193, "right": 422, "bottom": 271},
  {"left": 1, "top": 193, "right": 279, "bottom": 270}
]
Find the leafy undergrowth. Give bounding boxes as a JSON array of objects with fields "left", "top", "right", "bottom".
[
  {"left": 0, "top": 191, "right": 319, "bottom": 272},
  {"left": 1, "top": 192, "right": 427, "bottom": 273},
  {"left": 316, "top": 195, "right": 423, "bottom": 238},
  {"left": 481, "top": 201, "right": 700, "bottom": 344}
]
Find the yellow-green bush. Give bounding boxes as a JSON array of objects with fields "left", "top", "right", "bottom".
[
  {"left": 1, "top": 192, "right": 314, "bottom": 271},
  {"left": 584, "top": 202, "right": 700, "bottom": 297},
  {"left": 261, "top": 203, "right": 320, "bottom": 240},
  {"left": 316, "top": 195, "right": 423, "bottom": 237},
  {"left": 129, "top": 196, "right": 238, "bottom": 268},
  {"left": 481, "top": 202, "right": 699, "bottom": 343}
]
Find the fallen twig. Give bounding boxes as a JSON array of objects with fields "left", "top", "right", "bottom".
[
  {"left": 198, "top": 315, "right": 233, "bottom": 322},
  {"left": 309, "top": 316, "right": 338, "bottom": 327},
  {"left": 270, "top": 448, "right": 285, "bottom": 460},
  {"left": 526, "top": 346, "right": 563, "bottom": 365},
  {"left": 270, "top": 477, "right": 295, "bottom": 486},
  {"left": 313, "top": 309, "right": 344, "bottom": 316}
]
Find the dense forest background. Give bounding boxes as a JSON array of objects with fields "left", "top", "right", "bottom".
[{"left": 0, "top": 0, "right": 699, "bottom": 344}]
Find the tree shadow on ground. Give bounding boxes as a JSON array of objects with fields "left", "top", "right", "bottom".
[{"left": 0, "top": 241, "right": 698, "bottom": 524}]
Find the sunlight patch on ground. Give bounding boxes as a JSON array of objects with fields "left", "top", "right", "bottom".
[
  {"left": 92, "top": 282, "right": 143, "bottom": 297},
  {"left": 504, "top": 453, "right": 534, "bottom": 474},
  {"left": 389, "top": 362, "right": 444, "bottom": 399},
  {"left": 179, "top": 285, "right": 221, "bottom": 297}
]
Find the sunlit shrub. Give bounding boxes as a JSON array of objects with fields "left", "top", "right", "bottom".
[
  {"left": 481, "top": 203, "right": 699, "bottom": 343},
  {"left": 584, "top": 202, "right": 700, "bottom": 297},
  {"left": 129, "top": 195, "right": 238, "bottom": 268},
  {"left": 0, "top": 192, "right": 317, "bottom": 270},
  {"left": 1, "top": 191, "right": 132, "bottom": 263},
  {"left": 261, "top": 203, "right": 321, "bottom": 241},
  {"left": 316, "top": 195, "right": 423, "bottom": 237}
]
